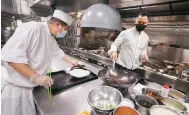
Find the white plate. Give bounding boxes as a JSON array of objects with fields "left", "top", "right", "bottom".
[{"left": 69, "top": 69, "right": 90, "bottom": 78}]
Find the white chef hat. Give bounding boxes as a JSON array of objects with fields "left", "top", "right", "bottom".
[{"left": 53, "top": 10, "right": 73, "bottom": 26}]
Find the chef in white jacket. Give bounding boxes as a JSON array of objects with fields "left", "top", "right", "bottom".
[
  {"left": 1, "top": 10, "right": 79, "bottom": 115},
  {"left": 108, "top": 11, "right": 149, "bottom": 75}
]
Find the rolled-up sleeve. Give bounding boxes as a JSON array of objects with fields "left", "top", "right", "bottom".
[
  {"left": 108, "top": 31, "right": 125, "bottom": 55},
  {"left": 1, "top": 25, "right": 37, "bottom": 64}
]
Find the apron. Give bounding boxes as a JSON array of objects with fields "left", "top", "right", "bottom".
[{"left": 1, "top": 66, "right": 37, "bottom": 115}]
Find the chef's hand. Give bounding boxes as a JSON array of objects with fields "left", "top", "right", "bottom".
[
  {"left": 30, "top": 75, "right": 54, "bottom": 88},
  {"left": 71, "top": 60, "right": 84, "bottom": 67},
  {"left": 110, "top": 52, "right": 117, "bottom": 61},
  {"left": 140, "top": 54, "right": 149, "bottom": 62}
]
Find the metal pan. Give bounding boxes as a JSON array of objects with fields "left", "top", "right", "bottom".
[{"left": 98, "top": 68, "right": 140, "bottom": 89}]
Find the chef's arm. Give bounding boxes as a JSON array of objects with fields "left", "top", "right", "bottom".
[
  {"left": 8, "top": 62, "right": 53, "bottom": 87},
  {"left": 140, "top": 42, "right": 149, "bottom": 61},
  {"left": 52, "top": 41, "right": 77, "bottom": 65},
  {"left": 108, "top": 31, "right": 125, "bottom": 55},
  {"left": 142, "top": 39, "right": 149, "bottom": 55},
  {"left": 141, "top": 47, "right": 147, "bottom": 55},
  {"left": 8, "top": 62, "right": 36, "bottom": 78},
  {"left": 62, "top": 55, "right": 82, "bottom": 66},
  {"left": 62, "top": 55, "right": 74, "bottom": 64}
]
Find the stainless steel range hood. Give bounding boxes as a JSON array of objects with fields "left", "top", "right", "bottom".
[
  {"left": 81, "top": 3, "right": 122, "bottom": 31},
  {"left": 109, "top": 0, "right": 189, "bottom": 18},
  {"left": 30, "top": 0, "right": 53, "bottom": 17}
]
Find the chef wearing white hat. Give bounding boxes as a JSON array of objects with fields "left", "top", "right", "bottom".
[{"left": 1, "top": 10, "right": 78, "bottom": 115}]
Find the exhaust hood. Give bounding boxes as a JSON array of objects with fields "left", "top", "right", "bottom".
[
  {"left": 81, "top": 3, "right": 122, "bottom": 31},
  {"left": 111, "top": 0, "right": 189, "bottom": 18},
  {"left": 30, "top": 0, "right": 53, "bottom": 17}
]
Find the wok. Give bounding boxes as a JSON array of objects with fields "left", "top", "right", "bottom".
[{"left": 98, "top": 69, "right": 140, "bottom": 89}]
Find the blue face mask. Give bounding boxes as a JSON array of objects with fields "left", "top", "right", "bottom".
[{"left": 56, "top": 30, "right": 68, "bottom": 38}]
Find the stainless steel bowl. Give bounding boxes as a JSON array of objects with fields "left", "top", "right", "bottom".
[
  {"left": 169, "top": 88, "right": 188, "bottom": 102},
  {"left": 88, "top": 86, "right": 123, "bottom": 115},
  {"left": 150, "top": 105, "right": 182, "bottom": 115},
  {"left": 160, "top": 97, "right": 188, "bottom": 112},
  {"left": 135, "top": 94, "right": 158, "bottom": 115}
]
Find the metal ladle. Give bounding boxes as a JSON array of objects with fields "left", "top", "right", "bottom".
[{"left": 109, "top": 60, "right": 117, "bottom": 77}]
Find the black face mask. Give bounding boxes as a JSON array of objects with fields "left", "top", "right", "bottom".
[{"left": 135, "top": 24, "right": 147, "bottom": 32}]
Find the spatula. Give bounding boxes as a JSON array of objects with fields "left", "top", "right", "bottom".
[{"left": 48, "top": 68, "right": 52, "bottom": 98}]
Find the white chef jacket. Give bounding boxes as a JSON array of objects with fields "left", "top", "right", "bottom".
[
  {"left": 1, "top": 22, "right": 66, "bottom": 115},
  {"left": 1, "top": 21, "right": 65, "bottom": 87},
  {"left": 108, "top": 27, "right": 149, "bottom": 70}
]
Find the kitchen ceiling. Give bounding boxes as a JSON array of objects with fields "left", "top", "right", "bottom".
[
  {"left": 3, "top": 0, "right": 189, "bottom": 17},
  {"left": 31, "top": 0, "right": 99, "bottom": 13}
]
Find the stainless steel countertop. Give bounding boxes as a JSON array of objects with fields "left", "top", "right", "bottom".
[
  {"left": 33, "top": 57, "right": 104, "bottom": 115},
  {"left": 33, "top": 56, "right": 189, "bottom": 115},
  {"left": 34, "top": 79, "right": 104, "bottom": 115}
]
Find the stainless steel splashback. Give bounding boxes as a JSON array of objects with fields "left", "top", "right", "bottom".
[
  {"left": 147, "top": 46, "right": 189, "bottom": 63},
  {"left": 122, "top": 18, "right": 189, "bottom": 63}
]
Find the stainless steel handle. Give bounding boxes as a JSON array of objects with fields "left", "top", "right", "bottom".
[{"left": 112, "top": 60, "right": 115, "bottom": 70}]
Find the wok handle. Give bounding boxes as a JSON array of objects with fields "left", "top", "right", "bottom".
[{"left": 112, "top": 60, "right": 116, "bottom": 70}]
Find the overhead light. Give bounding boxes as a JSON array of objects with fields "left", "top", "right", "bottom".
[{"left": 81, "top": 4, "right": 121, "bottom": 31}]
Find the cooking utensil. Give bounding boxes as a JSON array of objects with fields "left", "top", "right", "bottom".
[
  {"left": 113, "top": 60, "right": 115, "bottom": 70},
  {"left": 169, "top": 89, "right": 188, "bottom": 102},
  {"left": 48, "top": 68, "right": 52, "bottom": 98},
  {"left": 160, "top": 97, "right": 187, "bottom": 112},
  {"left": 108, "top": 60, "right": 117, "bottom": 77},
  {"left": 98, "top": 69, "right": 140, "bottom": 89},
  {"left": 150, "top": 105, "right": 182, "bottom": 115},
  {"left": 88, "top": 86, "right": 123, "bottom": 115},
  {"left": 135, "top": 94, "right": 158, "bottom": 115},
  {"left": 113, "top": 106, "right": 141, "bottom": 115}
]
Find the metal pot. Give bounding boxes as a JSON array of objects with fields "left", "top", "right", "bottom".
[
  {"left": 150, "top": 105, "right": 182, "bottom": 115},
  {"left": 169, "top": 88, "right": 188, "bottom": 102},
  {"left": 160, "top": 97, "right": 188, "bottom": 112},
  {"left": 135, "top": 94, "right": 158, "bottom": 115}
]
